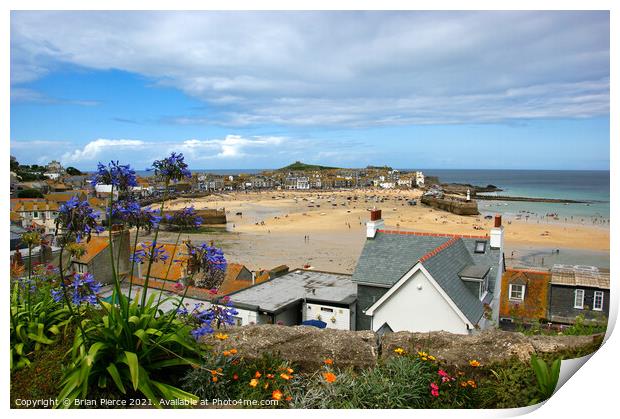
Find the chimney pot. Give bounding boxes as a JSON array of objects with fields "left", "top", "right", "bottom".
[
  {"left": 494, "top": 214, "right": 502, "bottom": 228},
  {"left": 370, "top": 209, "right": 382, "bottom": 221}
]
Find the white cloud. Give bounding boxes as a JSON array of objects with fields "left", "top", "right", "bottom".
[
  {"left": 178, "top": 135, "right": 286, "bottom": 159},
  {"left": 10, "top": 11, "right": 610, "bottom": 126},
  {"left": 61, "top": 139, "right": 147, "bottom": 163}
]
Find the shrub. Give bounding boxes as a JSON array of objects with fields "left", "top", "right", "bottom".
[
  {"left": 10, "top": 264, "right": 71, "bottom": 371},
  {"left": 291, "top": 354, "right": 437, "bottom": 408},
  {"left": 182, "top": 351, "right": 297, "bottom": 407},
  {"left": 476, "top": 360, "right": 539, "bottom": 408}
]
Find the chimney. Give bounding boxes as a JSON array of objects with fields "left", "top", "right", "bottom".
[
  {"left": 366, "top": 208, "right": 384, "bottom": 239},
  {"left": 490, "top": 214, "right": 504, "bottom": 249}
]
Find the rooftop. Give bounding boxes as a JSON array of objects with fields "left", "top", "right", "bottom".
[
  {"left": 228, "top": 269, "right": 356, "bottom": 313},
  {"left": 551, "top": 264, "right": 610, "bottom": 289}
]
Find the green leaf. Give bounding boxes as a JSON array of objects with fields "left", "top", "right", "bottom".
[
  {"left": 123, "top": 351, "right": 140, "bottom": 391},
  {"left": 106, "top": 363, "right": 127, "bottom": 394},
  {"left": 152, "top": 380, "right": 199, "bottom": 405}
]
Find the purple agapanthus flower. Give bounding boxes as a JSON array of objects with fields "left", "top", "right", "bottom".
[
  {"left": 55, "top": 196, "right": 105, "bottom": 242},
  {"left": 92, "top": 161, "right": 138, "bottom": 191},
  {"left": 165, "top": 206, "right": 203, "bottom": 230},
  {"left": 152, "top": 152, "right": 192, "bottom": 183},
  {"left": 177, "top": 301, "right": 238, "bottom": 341},
  {"left": 51, "top": 272, "right": 102, "bottom": 305},
  {"left": 112, "top": 200, "right": 162, "bottom": 231},
  {"left": 131, "top": 241, "right": 169, "bottom": 264},
  {"left": 187, "top": 242, "right": 227, "bottom": 272}
]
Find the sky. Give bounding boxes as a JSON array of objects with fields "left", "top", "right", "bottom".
[{"left": 9, "top": 11, "right": 610, "bottom": 171}]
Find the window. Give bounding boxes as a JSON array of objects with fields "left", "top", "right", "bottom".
[
  {"left": 574, "top": 289, "right": 585, "bottom": 309},
  {"left": 320, "top": 307, "right": 334, "bottom": 313},
  {"left": 33, "top": 211, "right": 39, "bottom": 219},
  {"left": 474, "top": 241, "right": 486, "bottom": 254},
  {"left": 593, "top": 291, "right": 604, "bottom": 311},
  {"left": 508, "top": 284, "right": 525, "bottom": 301}
]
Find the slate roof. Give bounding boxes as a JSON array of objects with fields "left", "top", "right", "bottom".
[
  {"left": 352, "top": 229, "right": 502, "bottom": 324},
  {"left": 459, "top": 264, "right": 491, "bottom": 279}
]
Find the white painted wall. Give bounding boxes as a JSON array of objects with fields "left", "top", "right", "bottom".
[
  {"left": 304, "top": 303, "right": 351, "bottom": 330},
  {"left": 370, "top": 269, "right": 470, "bottom": 335}
]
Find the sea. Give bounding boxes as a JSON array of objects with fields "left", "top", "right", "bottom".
[{"left": 421, "top": 169, "right": 610, "bottom": 221}]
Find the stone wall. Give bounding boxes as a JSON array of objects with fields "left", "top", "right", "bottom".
[{"left": 203, "top": 324, "right": 603, "bottom": 371}]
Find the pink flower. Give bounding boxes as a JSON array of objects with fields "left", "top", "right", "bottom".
[
  {"left": 430, "top": 382, "right": 440, "bottom": 397},
  {"left": 172, "top": 282, "right": 185, "bottom": 292},
  {"left": 208, "top": 288, "right": 218, "bottom": 295},
  {"left": 438, "top": 370, "right": 452, "bottom": 383}
]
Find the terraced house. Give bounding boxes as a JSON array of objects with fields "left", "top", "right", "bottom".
[{"left": 352, "top": 210, "right": 505, "bottom": 335}]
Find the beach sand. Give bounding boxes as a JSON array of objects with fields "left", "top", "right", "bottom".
[{"left": 144, "top": 189, "right": 610, "bottom": 273}]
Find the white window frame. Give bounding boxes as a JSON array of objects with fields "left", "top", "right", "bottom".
[
  {"left": 574, "top": 289, "right": 585, "bottom": 309},
  {"left": 508, "top": 284, "right": 525, "bottom": 301},
  {"left": 593, "top": 291, "right": 604, "bottom": 311}
]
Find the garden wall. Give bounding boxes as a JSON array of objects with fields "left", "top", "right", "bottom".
[{"left": 203, "top": 325, "right": 603, "bottom": 371}]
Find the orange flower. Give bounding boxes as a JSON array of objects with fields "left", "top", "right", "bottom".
[
  {"left": 229, "top": 348, "right": 238, "bottom": 355},
  {"left": 280, "top": 373, "right": 291, "bottom": 380},
  {"left": 469, "top": 360, "right": 481, "bottom": 367},
  {"left": 222, "top": 350, "right": 231, "bottom": 356},
  {"left": 212, "top": 376, "right": 218, "bottom": 383},
  {"left": 249, "top": 379, "right": 259, "bottom": 387},
  {"left": 460, "top": 381, "right": 468, "bottom": 388},
  {"left": 285, "top": 396, "right": 292, "bottom": 402},
  {"left": 255, "top": 371, "right": 262, "bottom": 378},
  {"left": 323, "top": 372, "right": 337, "bottom": 383},
  {"left": 215, "top": 332, "right": 228, "bottom": 340},
  {"left": 266, "top": 374, "right": 275, "bottom": 379},
  {"left": 324, "top": 359, "right": 334, "bottom": 365},
  {"left": 467, "top": 380, "right": 477, "bottom": 388},
  {"left": 272, "top": 390, "right": 283, "bottom": 401},
  {"left": 287, "top": 367, "right": 294, "bottom": 374}
]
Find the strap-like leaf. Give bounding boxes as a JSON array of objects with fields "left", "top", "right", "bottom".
[
  {"left": 106, "top": 363, "right": 127, "bottom": 394},
  {"left": 123, "top": 351, "right": 140, "bottom": 391}
]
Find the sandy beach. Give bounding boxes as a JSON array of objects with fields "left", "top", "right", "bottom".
[{"left": 144, "top": 189, "right": 610, "bottom": 273}]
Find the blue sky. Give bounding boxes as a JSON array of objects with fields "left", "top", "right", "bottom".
[{"left": 10, "top": 11, "right": 610, "bottom": 171}]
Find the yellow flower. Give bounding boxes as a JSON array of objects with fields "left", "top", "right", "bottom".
[
  {"left": 394, "top": 348, "right": 405, "bottom": 355},
  {"left": 264, "top": 383, "right": 269, "bottom": 390},
  {"left": 428, "top": 355, "right": 436, "bottom": 361},
  {"left": 421, "top": 357, "right": 428, "bottom": 361},
  {"left": 272, "top": 390, "right": 283, "bottom": 401},
  {"left": 215, "top": 333, "right": 229, "bottom": 340},
  {"left": 249, "top": 379, "right": 259, "bottom": 387},
  {"left": 469, "top": 360, "right": 481, "bottom": 367},
  {"left": 417, "top": 351, "right": 428, "bottom": 357}
]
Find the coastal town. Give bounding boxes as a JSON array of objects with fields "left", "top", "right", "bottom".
[{"left": 10, "top": 156, "right": 609, "bottom": 335}]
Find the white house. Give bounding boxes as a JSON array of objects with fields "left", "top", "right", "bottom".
[
  {"left": 415, "top": 171, "right": 425, "bottom": 188},
  {"left": 352, "top": 209, "right": 504, "bottom": 335}
]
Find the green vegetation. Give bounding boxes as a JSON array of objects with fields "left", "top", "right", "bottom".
[
  {"left": 529, "top": 355, "right": 561, "bottom": 404},
  {"left": 17, "top": 189, "right": 44, "bottom": 198},
  {"left": 278, "top": 161, "right": 339, "bottom": 171},
  {"left": 66, "top": 167, "right": 83, "bottom": 176}
]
